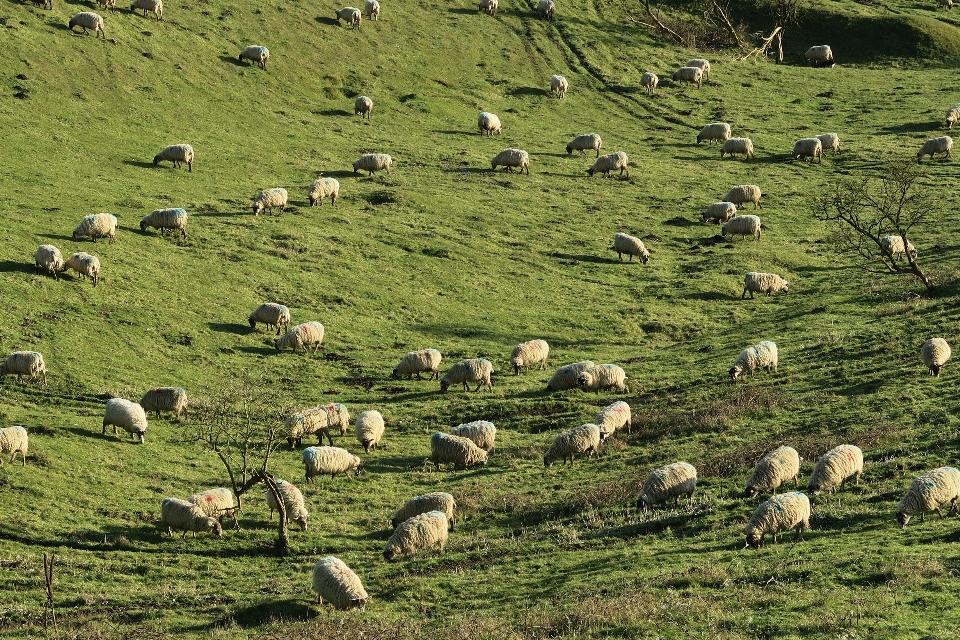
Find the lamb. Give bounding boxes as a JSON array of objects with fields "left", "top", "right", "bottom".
[
  {"left": 63, "top": 252, "right": 101, "bottom": 287},
  {"left": 187, "top": 488, "right": 240, "bottom": 531},
  {"left": 251, "top": 188, "right": 288, "bottom": 215},
  {"left": 917, "top": 136, "right": 953, "bottom": 162},
  {"left": 153, "top": 143, "right": 194, "bottom": 171},
  {"left": 355, "top": 410, "right": 385, "bottom": 453},
  {"left": 140, "top": 208, "right": 187, "bottom": 237},
  {"left": 744, "top": 492, "right": 810, "bottom": 548},
  {"left": 945, "top": 105, "right": 960, "bottom": 129},
  {"left": 430, "top": 432, "right": 488, "bottom": 469},
  {"left": 510, "top": 339, "right": 549, "bottom": 374},
  {"left": 720, "top": 137, "right": 754, "bottom": 160},
  {"left": 807, "top": 444, "right": 863, "bottom": 494},
  {"left": 312, "top": 557, "right": 369, "bottom": 610},
  {"left": 353, "top": 153, "right": 392, "bottom": 175},
  {"left": 636, "top": 462, "right": 697, "bottom": 513},
  {"left": 685, "top": 58, "right": 711, "bottom": 79},
  {"left": 697, "top": 122, "right": 731, "bottom": 145},
  {"left": 363, "top": 0, "right": 379, "bottom": 19},
  {"left": 449, "top": 420, "right": 496, "bottom": 452},
  {"left": 383, "top": 510, "right": 449, "bottom": 560},
  {"left": 478, "top": 112, "right": 503, "bottom": 136},
  {"left": 792, "top": 138, "right": 822, "bottom": 163},
  {"left": 721, "top": 215, "right": 762, "bottom": 241},
  {"left": 701, "top": 202, "right": 737, "bottom": 224},
  {"left": 0, "top": 352, "right": 46, "bottom": 385},
  {"left": 546, "top": 360, "right": 595, "bottom": 391},
  {"left": 102, "top": 398, "right": 148, "bottom": 444},
  {"left": 275, "top": 321, "right": 325, "bottom": 354},
  {"left": 543, "top": 423, "right": 602, "bottom": 467},
  {"left": 479, "top": 0, "right": 498, "bottom": 14},
  {"left": 729, "top": 341, "right": 778, "bottom": 381},
  {"left": 0, "top": 426, "right": 28, "bottom": 466},
  {"left": 744, "top": 446, "right": 801, "bottom": 497},
  {"left": 286, "top": 403, "right": 350, "bottom": 448},
  {"left": 68, "top": 12, "right": 105, "bottom": 38},
  {"left": 440, "top": 358, "right": 494, "bottom": 392},
  {"left": 161, "top": 498, "right": 223, "bottom": 538},
  {"left": 34, "top": 245, "right": 63, "bottom": 280},
  {"left": 392, "top": 349, "right": 442, "bottom": 380},
  {"left": 391, "top": 492, "right": 456, "bottom": 530},
  {"left": 577, "top": 364, "right": 629, "bottom": 393},
  {"left": 594, "top": 400, "right": 631, "bottom": 437},
  {"left": 139, "top": 387, "right": 188, "bottom": 419},
  {"left": 566, "top": 133, "right": 602, "bottom": 157},
  {"left": 536, "top": 0, "right": 555, "bottom": 20},
  {"left": 640, "top": 72, "right": 658, "bottom": 93},
  {"left": 586, "top": 151, "right": 629, "bottom": 177},
  {"left": 72, "top": 213, "right": 117, "bottom": 244},
  {"left": 98, "top": 0, "right": 116, "bottom": 10},
  {"left": 335, "top": 6, "right": 362, "bottom": 28},
  {"left": 265, "top": 479, "right": 309, "bottom": 530},
  {"left": 550, "top": 75, "right": 569, "bottom": 98},
  {"left": 921, "top": 337, "right": 951, "bottom": 377},
  {"left": 804, "top": 45, "right": 834, "bottom": 67},
  {"left": 354, "top": 95, "right": 373, "bottom": 120},
  {"left": 491, "top": 148, "right": 530, "bottom": 174},
  {"left": 248, "top": 303, "right": 291, "bottom": 335},
  {"left": 722, "top": 185, "right": 763, "bottom": 209},
  {"left": 816, "top": 132, "right": 841, "bottom": 154},
  {"left": 307, "top": 177, "right": 340, "bottom": 206},
  {"left": 612, "top": 233, "right": 650, "bottom": 263},
  {"left": 671, "top": 66, "right": 703, "bottom": 88},
  {"left": 742, "top": 272, "right": 789, "bottom": 299},
  {"left": 129, "top": 0, "right": 161, "bottom": 20},
  {"left": 896, "top": 466, "right": 960, "bottom": 528},
  {"left": 302, "top": 446, "right": 362, "bottom": 482},
  {"left": 879, "top": 234, "right": 917, "bottom": 261}
]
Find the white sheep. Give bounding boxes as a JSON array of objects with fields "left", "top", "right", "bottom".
[
  {"left": 587, "top": 151, "right": 629, "bottom": 177},
  {"left": 577, "top": 364, "right": 629, "bottom": 393},
  {"left": 251, "top": 188, "right": 288, "bottom": 215},
  {"left": 307, "top": 177, "right": 340, "bottom": 206},
  {"left": 744, "top": 446, "right": 801, "bottom": 497},
  {"left": 98, "top": 0, "right": 116, "bottom": 10},
  {"left": 697, "top": 122, "right": 731, "bottom": 145},
  {"left": 807, "top": 444, "right": 863, "bottom": 495},
  {"left": 491, "top": 148, "right": 530, "bottom": 174},
  {"left": 355, "top": 95, "right": 373, "bottom": 120},
  {"left": 248, "top": 303, "right": 291, "bottom": 335},
  {"left": 72, "top": 213, "right": 117, "bottom": 244},
  {"left": 353, "top": 153, "right": 392, "bottom": 175},
  {"left": 595, "top": 400, "right": 631, "bottom": 437},
  {"left": 636, "top": 462, "right": 697, "bottom": 513},
  {"left": 722, "top": 184, "right": 762, "bottom": 209},
  {"left": 440, "top": 358, "right": 493, "bottom": 392},
  {"left": 384, "top": 510, "right": 449, "bottom": 560},
  {"left": 566, "top": 133, "right": 602, "bottom": 157},
  {"left": 449, "top": 420, "right": 496, "bottom": 452},
  {"left": 430, "top": 432, "right": 488, "bottom": 469},
  {"left": 686, "top": 58, "right": 711, "bottom": 79},
  {"left": 64, "top": 252, "right": 101, "bottom": 286},
  {"left": 729, "top": 341, "right": 778, "bottom": 381},
  {"left": 546, "top": 360, "right": 595, "bottom": 391},
  {"left": 139, "top": 387, "right": 188, "bottom": 419},
  {"left": 671, "top": 66, "right": 703, "bottom": 88},
  {"left": 536, "top": 0, "right": 555, "bottom": 20},
  {"left": 0, "top": 352, "right": 46, "bottom": 385},
  {"left": 804, "top": 45, "right": 834, "bottom": 67},
  {"left": 0, "top": 426, "right": 28, "bottom": 466},
  {"left": 140, "top": 208, "right": 187, "bottom": 237},
  {"left": 921, "top": 337, "right": 951, "bottom": 377},
  {"left": 640, "top": 71, "right": 658, "bottom": 94},
  {"left": 363, "top": 0, "right": 379, "bottom": 20},
  {"left": 945, "top": 105, "right": 960, "bottom": 129},
  {"left": 274, "top": 321, "right": 325, "bottom": 354},
  {"left": 543, "top": 423, "right": 601, "bottom": 467},
  {"left": 161, "top": 498, "right": 223, "bottom": 538},
  {"left": 896, "top": 467, "right": 960, "bottom": 528},
  {"left": 102, "top": 398, "right": 148, "bottom": 444},
  {"left": 479, "top": 0, "right": 498, "bottom": 14},
  {"left": 722, "top": 215, "right": 762, "bottom": 241},
  {"left": 238, "top": 45, "right": 270, "bottom": 69},
  {"left": 478, "top": 112, "right": 502, "bottom": 136},
  {"left": 792, "top": 138, "right": 822, "bottom": 163},
  {"left": 286, "top": 403, "right": 350, "bottom": 448},
  {"left": 510, "top": 339, "right": 549, "bottom": 374},
  {"left": 392, "top": 349, "right": 442, "bottom": 380},
  {"left": 312, "top": 557, "right": 369, "bottom": 610},
  {"left": 187, "top": 488, "right": 240, "bottom": 531},
  {"left": 701, "top": 202, "right": 737, "bottom": 224},
  {"left": 129, "top": 0, "right": 161, "bottom": 20},
  {"left": 550, "top": 74, "right": 569, "bottom": 98},
  {"left": 265, "top": 479, "right": 309, "bottom": 530},
  {"left": 612, "top": 233, "right": 650, "bottom": 263},
  {"left": 391, "top": 492, "right": 456, "bottom": 530},
  {"left": 720, "top": 137, "right": 754, "bottom": 160},
  {"left": 744, "top": 492, "right": 810, "bottom": 548},
  {"left": 816, "top": 132, "right": 841, "bottom": 154},
  {"left": 879, "top": 234, "right": 917, "bottom": 261},
  {"left": 355, "top": 410, "right": 385, "bottom": 453},
  {"left": 938, "top": 0, "right": 954, "bottom": 9},
  {"left": 336, "top": 6, "right": 362, "bottom": 28},
  {"left": 153, "top": 143, "right": 194, "bottom": 171},
  {"left": 68, "top": 12, "right": 105, "bottom": 38},
  {"left": 302, "top": 446, "right": 362, "bottom": 482},
  {"left": 742, "top": 272, "right": 789, "bottom": 299},
  {"left": 34, "top": 245, "right": 63, "bottom": 280},
  {"left": 917, "top": 136, "right": 953, "bottom": 162}
]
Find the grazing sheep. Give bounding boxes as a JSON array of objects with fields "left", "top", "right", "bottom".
[
  {"left": 355, "top": 95, "right": 373, "bottom": 120},
  {"left": 550, "top": 74, "right": 569, "bottom": 98},
  {"left": 102, "top": 398, "right": 148, "bottom": 444},
  {"left": 804, "top": 45, "right": 834, "bottom": 67},
  {"left": 945, "top": 105, "right": 960, "bottom": 129},
  {"left": 0, "top": 352, "right": 46, "bottom": 385},
  {"left": 265, "top": 479, "right": 309, "bottom": 530},
  {"left": 816, "top": 132, "right": 841, "bottom": 154},
  {"left": 720, "top": 137, "right": 754, "bottom": 160},
  {"left": 187, "top": 488, "right": 240, "bottom": 530},
  {"left": 546, "top": 360, "right": 595, "bottom": 391},
  {"left": 64, "top": 252, "right": 101, "bottom": 286},
  {"left": 275, "top": 321, "right": 325, "bottom": 354},
  {"left": 807, "top": 444, "right": 863, "bottom": 495},
  {"left": 744, "top": 492, "right": 810, "bottom": 548},
  {"left": 68, "top": 12, "right": 105, "bottom": 38},
  {"left": 722, "top": 185, "right": 763, "bottom": 209},
  {"left": 33, "top": 0, "right": 53, "bottom": 9},
  {"left": 479, "top": 0, "right": 498, "bottom": 14},
  {"left": 566, "top": 133, "right": 602, "bottom": 157},
  {"left": 335, "top": 6, "right": 362, "bottom": 28},
  {"left": 0, "top": 426, "right": 28, "bottom": 466},
  {"left": 697, "top": 122, "right": 731, "bottom": 145},
  {"left": 34, "top": 245, "right": 63, "bottom": 280},
  {"left": 251, "top": 188, "right": 288, "bottom": 215},
  {"left": 392, "top": 349, "right": 442, "bottom": 380},
  {"left": 285, "top": 403, "right": 350, "bottom": 448},
  {"left": 896, "top": 467, "right": 960, "bottom": 528},
  {"left": 391, "top": 492, "right": 456, "bottom": 530},
  {"left": 686, "top": 58, "right": 711, "bottom": 78},
  {"left": 640, "top": 71, "right": 658, "bottom": 94},
  {"left": 353, "top": 153, "right": 392, "bottom": 175},
  {"left": 744, "top": 446, "right": 801, "bottom": 497},
  {"left": 595, "top": 400, "right": 631, "bottom": 437},
  {"left": 312, "top": 557, "right": 368, "bottom": 610},
  {"left": 671, "top": 66, "right": 703, "bottom": 88},
  {"left": 729, "top": 341, "right": 778, "bottom": 381},
  {"left": 510, "top": 339, "right": 549, "bottom": 374},
  {"left": 302, "top": 446, "right": 362, "bottom": 482},
  {"left": 153, "top": 143, "right": 194, "bottom": 171},
  {"left": 491, "top": 148, "right": 530, "bottom": 174},
  {"left": 543, "top": 423, "right": 601, "bottom": 467},
  {"left": 742, "top": 272, "right": 789, "bottom": 299},
  {"left": 384, "top": 510, "right": 449, "bottom": 560},
  {"left": 248, "top": 303, "right": 291, "bottom": 335},
  {"left": 449, "top": 420, "right": 496, "bottom": 452},
  {"left": 536, "top": 0, "right": 555, "bottom": 20},
  {"left": 140, "top": 208, "right": 187, "bottom": 237},
  {"left": 440, "top": 358, "right": 494, "bottom": 392},
  {"left": 98, "top": 0, "right": 116, "bottom": 10},
  {"left": 430, "top": 432, "right": 488, "bottom": 469},
  {"left": 701, "top": 202, "right": 737, "bottom": 224},
  {"left": 161, "top": 498, "right": 223, "bottom": 538},
  {"left": 307, "top": 177, "right": 340, "bottom": 207},
  {"left": 612, "top": 233, "right": 650, "bottom": 263},
  {"left": 792, "top": 138, "right": 822, "bottom": 163},
  {"left": 921, "top": 338, "right": 951, "bottom": 377},
  {"left": 879, "top": 234, "right": 917, "bottom": 261},
  {"left": 478, "top": 112, "right": 502, "bottom": 136},
  {"left": 139, "top": 387, "right": 188, "bottom": 419},
  {"left": 577, "top": 364, "right": 629, "bottom": 393},
  {"left": 917, "top": 136, "right": 953, "bottom": 162},
  {"left": 355, "top": 410, "right": 385, "bottom": 453},
  {"left": 72, "top": 213, "right": 117, "bottom": 244},
  {"left": 364, "top": 0, "right": 379, "bottom": 19},
  {"left": 722, "top": 215, "right": 762, "bottom": 241},
  {"left": 938, "top": 0, "right": 954, "bottom": 9},
  {"left": 587, "top": 151, "right": 629, "bottom": 177},
  {"left": 237, "top": 45, "right": 269, "bottom": 69},
  {"left": 129, "top": 0, "right": 161, "bottom": 20},
  {"left": 637, "top": 462, "right": 698, "bottom": 513}
]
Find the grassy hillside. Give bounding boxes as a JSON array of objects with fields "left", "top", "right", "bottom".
[{"left": 3, "top": 0, "right": 960, "bottom": 636}]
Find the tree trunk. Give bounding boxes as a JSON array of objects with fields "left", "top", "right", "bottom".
[
  {"left": 775, "top": 29, "right": 784, "bottom": 64},
  {"left": 258, "top": 471, "right": 289, "bottom": 554}
]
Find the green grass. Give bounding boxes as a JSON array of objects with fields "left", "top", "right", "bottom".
[{"left": 3, "top": 0, "right": 960, "bottom": 636}]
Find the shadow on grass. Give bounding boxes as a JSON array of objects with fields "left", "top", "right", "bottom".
[
  {"left": 220, "top": 55, "right": 246, "bottom": 66},
  {"left": 122, "top": 159, "right": 157, "bottom": 169},
  {"left": 684, "top": 291, "right": 736, "bottom": 301},
  {"left": 213, "top": 599, "right": 307, "bottom": 630},
  {"left": 191, "top": 210, "right": 243, "bottom": 218},
  {"left": 548, "top": 252, "right": 618, "bottom": 264},
  {"left": 433, "top": 129, "right": 474, "bottom": 136},
  {"left": 508, "top": 86, "right": 547, "bottom": 97},
  {"left": 236, "top": 345, "right": 278, "bottom": 355},
  {"left": 317, "top": 169, "right": 359, "bottom": 178},
  {"left": 447, "top": 7, "right": 476, "bottom": 13},
  {"left": 208, "top": 322, "right": 249, "bottom": 335},
  {"left": 0, "top": 260, "right": 36, "bottom": 275},
  {"left": 314, "top": 108, "right": 353, "bottom": 117},
  {"left": 315, "top": 16, "right": 341, "bottom": 26},
  {"left": 878, "top": 121, "right": 942, "bottom": 135}
]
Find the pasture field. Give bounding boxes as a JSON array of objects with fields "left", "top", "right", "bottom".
[{"left": 3, "top": 0, "right": 960, "bottom": 636}]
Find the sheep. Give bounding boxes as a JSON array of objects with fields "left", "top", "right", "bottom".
[
  {"left": 816, "top": 132, "right": 841, "bottom": 155},
  {"left": 238, "top": 45, "right": 270, "bottom": 69},
  {"left": 722, "top": 185, "right": 763, "bottom": 209},
  {"left": 430, "top": 432, "right": 488, "bottom": 470},
  {"left": 312, "top": 557, "right": 369, "bottom": 610},
  {"left": 140, "top": 208, "right": 187, "bottom": 237},
  {"left": 701, "top": 202, "right": 737, "bottom": 224},
  {"left": 742, "top": 272, "right": 789, "bottom": 299},
  {"left": 722, "top": 215, "right": 762, "bottom": 241},
  {"left": 363, "top": 0, "right": 379, "bottom": 20},
  {"left": 102, "top": 398, "right": 148, "bottom": 444},
  {"left": 546, "top": 360, "right": 595, "bottom": 391},
  {"left": 479, "top": 0, "right": 498, "bottom": 14},
  {"left": 744, "top": 446, "right": 801, "bottom": 497},
  {"left": 671, "top": 66, "right": 702, "bottom": 88},
  {"left": 720, "top": 137, "right": 754, "bottom": 160},
  {"left": 945, "top": 105, "right": 960, "bottom": 129},
  {"left": 566, "top": 133, "right": 602, "bottom": 157},
  {"left": 275, "top": 321, "right": 325, "bottom": 354},
  {"left": 384, "top": 510, "right": 449, "bottom": 560},
  {"left": 139, "top": 387, "right": 188, "bottom": 419},
  {"left": 392, "top": 349, "right": 442, "bottom": 380},
  {"left": 286, "top": 403, "right": 350, "bottom": 448},
  {"left": 354, "top": 95, "right": 373, "bottom": 120},
  {"left": 129, "top": 0, "right": 161, "bottom": 20},
  {"left": 307, "top": 177, "right": 340, "bottom": 207},
  {"left": 34, "top": 245, "right": 63, "bottom": 280},
  {"left": 491, "top": 148, "right": 530, "bottom": 174},
  {"left": 72, "top": 213, "right": 117, "bottom": 244},
  {"left": 595, "top": 400, "right": 631, "bottom": 437},
  {"left": 33, "top": 0, "right": 53, "bottom": 9},
  {"left": 265, "top": 479, "right": 309, "bottom": 530},
  {"left": 697, "top": 122, "right": 731, "bottom": 145},
  {"left": 636, "top": 462, "right": 698, "bottom": 513},
  {"left": 577, "top": 364, "right": 629, "bottom": 393},
  {"left": 640, "top": 72, "right": 658, "bottom": 94},
  {"left": 478, "top": 112, "right": 502, "bottom": 136},
  {"left": 612, "top": 233, "right": 649, "bottom": 263},
  {"left": 97, "top": 0, "right": 116, "bottom": 10},
  {"left": 921, "top": 338, "right": 951, "bottom": 377},
  {"left": 302, "top": 446, "right": 362, "bottom": 482},
  {"left": 0, "top": 426, "right": 28, "bottom": 466},
  {"left": 251, "top": 188, "right": 288, "bottom": 215},
  {"left": 536, "top": 0, "right": 555, "bottom": 20},
  {"left": 161, "top": 498, "right": 223, "bottom": 538},
  {"left": 0, "top": 352, "right": 46, "bottom": 385},
  {"left": 896, "top": 467, "right": 960, "bottom": 528},
  {"left": 543, "top": 423, "right": 602, "bottom": 467},
  {"left": 917, "top": 136, "right": 953, "bottom": 162},
  {"left": 187, "top": 488, "right": 240, "bottom": 531},
  {"left": 248, "top": 303, "right": 291, "bottom": 335},
  {"left": 686, "top": 58, "right": 711, "bottom": 79},
  {"left": 449, "top": 420, "right": 496, "bottom": 452},
  {"left": 807, "top": 444, "right": 863, "bottom": 495},
  {"left": 804, "top": 45, "right": 834, "bottom": 67},
  {"left": 586, "top": 151, "right": 629, "bottom": 177},
  {"left": 440, "top": 358, "right": 494, "bottom": 392},
  {"left": 938, "top": 0, "right": 954, "bottom": 8},
  {"left": 153, "top": 143, "right": 194, "bottom": 171},
  {"left": 729, "top": 341, "right": 778, "bottom": 381},
  {"left": 63, "top": 252, "right": 101, "bottom": 287},
  {"left": 336, "top": 7, "right": 362, "bottom": 28},
  {"left": 792, "top": 138, "right": 822, "bottom": 163},
  {"left": 355, "top": 410, "right": 385, "bottom": 453},
  {"left": 68, "top": 12, "right": 105, "bottom": 38},
  {"left": 744, "top": 492, "right": 811, "bottom": 548},
  {"left": 353, "top": 153, "right": 392, "bottom": 175},
  {"left": 879, "top": 234, "right": 917, "bottom": 261},
  {"left": 391, "top": 492, "right": 456, "bottom": 530},
  {"left": 550, "top": 74, "right": 569, "bottom": 98},
  {"left": 510, "top": 339, "right": 549, "bottom": 375}
]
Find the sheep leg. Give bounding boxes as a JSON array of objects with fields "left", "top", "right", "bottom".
[{"left": 935, "top": 507, "right": 945, "bottom": 519}]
